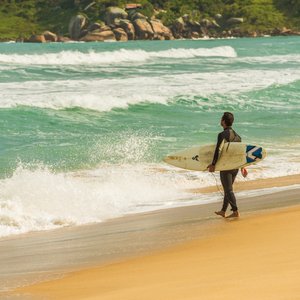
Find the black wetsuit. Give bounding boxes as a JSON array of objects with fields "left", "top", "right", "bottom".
[{"left": 212, "top": 127, "right": 241, "bottom": 212}]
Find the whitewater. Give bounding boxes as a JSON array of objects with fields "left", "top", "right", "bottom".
[{"left": 0, "top": 37, "right": 300, "bottom": 237}]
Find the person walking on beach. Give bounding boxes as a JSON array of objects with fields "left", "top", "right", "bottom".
[{"left": 207, "top": 112, "right": 247, "bottom": 218}]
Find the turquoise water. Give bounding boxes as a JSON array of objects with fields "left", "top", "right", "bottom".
[{"left": 0, "top": 37, "right": 300, "bottom": 236}]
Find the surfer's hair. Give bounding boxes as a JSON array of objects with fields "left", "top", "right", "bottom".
[{"left": 222, "top": 112, "right": 234, "bottom": 126}]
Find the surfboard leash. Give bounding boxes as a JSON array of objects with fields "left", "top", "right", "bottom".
[{"left": 210, "top": 173, "right": 224, "bottom": 197}]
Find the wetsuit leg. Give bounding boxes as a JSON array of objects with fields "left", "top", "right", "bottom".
[{"left": 220, "top": 169, "right": 239, "bottom": 212}]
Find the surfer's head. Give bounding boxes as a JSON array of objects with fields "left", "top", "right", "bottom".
[{"left": 221, "top": 112, "right": 234, "bottom": 127}]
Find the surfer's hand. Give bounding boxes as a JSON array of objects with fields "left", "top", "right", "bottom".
[
  {"left": 207, "top": 164, "right": 215, "bottom": 172},
  {"left": 241, "top": 167, "right": 248, "bottom": 178}
]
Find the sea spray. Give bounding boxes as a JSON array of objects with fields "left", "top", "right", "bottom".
[{"left": 0, "top": 163, "right": 197, "bottom": 237}]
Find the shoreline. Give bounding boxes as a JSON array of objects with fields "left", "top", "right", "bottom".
[
  {"left": 190, "top": 173, "right": 300, "bottom": 194},
  {"left": 1, "top": 34, "right": 300, "bottom": 43},
  {"left": 0, "top": 174, "right": 299, "bottom": 297},
  {"left": 16, "top": 204, "right": 300, "bottom": 300}
]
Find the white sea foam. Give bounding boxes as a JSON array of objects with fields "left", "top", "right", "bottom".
[
  {"left": 238, "top": 54, "right": 300, "bottom": 65},
  {"left": 1, "top": 150, "right": 299, "bottom": 238},
  {"left": 0, "top": 46, "right": 237, "bottom": 66},
  {"left": 1, "top": 68, "right": 300, "bottom": 111},
  {"left": 0, "top": 163, "right": 195, "bottom": 237}
]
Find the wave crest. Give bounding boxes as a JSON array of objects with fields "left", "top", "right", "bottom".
[{"left": 0, "top": 46, "right": 237, "bottom": 65}]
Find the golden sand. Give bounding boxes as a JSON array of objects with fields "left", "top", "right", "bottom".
[{"left": 16, "top": 204, "right": 300, "bottom": 300}]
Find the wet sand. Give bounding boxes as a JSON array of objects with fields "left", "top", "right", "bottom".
[
  {"left": 1, "top": 176, "right": 300, "bottom": 299},
  {"left": 16, "top": 204, "right": 300, "bottom": 300},
  {"left": 189, "top": 173, "right": 300, "bottom": 193}
]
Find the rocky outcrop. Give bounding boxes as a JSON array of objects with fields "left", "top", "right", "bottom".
[
  {"left": 26, "top": 34, "right": 46, "bottom": 43},
  {"left": 113, "top": 28, "right": 128, "bottom": 41},
  {"left": 171, "top": 17, "right": 185, "bottom": 38},
  {"left": 57, "top": 36, "right": 72, "bottom": 42},
  {"left": 150, "top": 19, "right": 173, "bottom": 40},
  {"left": 43, "top": 31, "right": 57, "bottom": 42},
  {"left": 16, "top": 4, "right": 300, "bottom": 43},
  {"left": 133, "top": 18, "right": 154, "bottom": 40},
  {"left": 88, "top": 22, "right": 105, "bottom": 32},
  {"left": 69, "top": 14, "right": 86, "bottom": 40},
  {"left": 80, "top": 30, "right": 116, "bottom": 42},
  {"left": 118, "top": 19, "right": 135, "bottom": 40},
  {"left": 105, "top": 7, "right": 128, "bottom": 26},
  {"left": 279, "top": 27, "right": 300, "bottom": 36}
]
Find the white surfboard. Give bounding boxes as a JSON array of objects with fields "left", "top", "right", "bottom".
[{"left": 163, "top": 142, "right": 266, "bottom": 171}]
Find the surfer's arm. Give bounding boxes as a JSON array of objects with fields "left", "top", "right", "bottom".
[
  {"left": 211, "top": 133, "right": 223, "bottom": 166},
  {"left": 208, "top": 133, "right": 223, "bottom": 172}
]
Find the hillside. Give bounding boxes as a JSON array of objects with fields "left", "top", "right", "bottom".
[{"left": 0, "top": 0, "right": 299, "bottom": 40}]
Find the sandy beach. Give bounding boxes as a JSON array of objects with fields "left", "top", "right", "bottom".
[
  {"left": 16, "top": 205, "right": 300, "bottom": 300},
  {"left": 1, "top": 176, "right": 300, "bottom": 299}
]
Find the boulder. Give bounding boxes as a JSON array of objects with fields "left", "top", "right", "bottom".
[
  {"left": 226, "top": 17, "right": 244, "bottom": 26},
  {"left": 105, "top": 7, "right": 128, "bottom": 26},
  {"left": 129, "top": 11, "right": 147, "bottom": 22},
  {"left": 191, "top": 31, "right": 200, "bottom": 39},
  {"left": 43, "top": 31, "right": 57, "bottom": 42},
  {"left": 118, "top": 19, "right": 135, "bottom": 40},
  {"left": 280, "top": 28, "right": 300, "bottom": 36},
  {"left": 150, "top": 20, "right": 173, "bottom": 40},
  {"left": 113, "top": 28, "right": 128, "bottom": 41},
  {"left": 80, "top": 30, "right": 116, "bottom": 42},
  {"left": 94, "top": 25, "right": 112, "bottom": 32},
  {"left": 88, "top": 22, "right": 104, "bottom": 32},
  {"left": 200, "top": 19, "right": 220, "bottom": 30},
  {"left": 171, "top": 17, "right": 186, "bottom": 38},
  {"left": 69, "top": 15, "right": 86, "bottom": 40},
  {"left": 26, "top": 34, "right": 46, "bottom": 43},
  {"left": 133, "top": 18, "right": 154, "bottom": 40},
  {"left": 57, "top": 36, "right": 72, "bottom": 42}
]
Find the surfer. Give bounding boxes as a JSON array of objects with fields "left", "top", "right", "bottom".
[{"left": 207, "top": 112, "right": 247, "bottom": 218}]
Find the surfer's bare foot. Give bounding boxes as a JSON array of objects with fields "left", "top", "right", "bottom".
[
  {"left": 226, "top": 211, "right": 240, "bottom": 218},
  {"left": 215, "top": 210, "right": 225, "bottom": 218}
]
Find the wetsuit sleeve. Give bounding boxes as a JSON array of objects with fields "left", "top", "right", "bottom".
[{"left": 212, "top": 133, "right": 224, "bottom": 166}]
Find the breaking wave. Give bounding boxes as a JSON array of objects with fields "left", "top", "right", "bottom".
[
  {"left": 0, "top": 69, "right": 300, "bottom": 111},
  {"left": 0, "top": 46, "right": 237, "bottom": 65}
]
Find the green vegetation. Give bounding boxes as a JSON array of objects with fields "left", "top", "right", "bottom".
[{"left": 0, "top": 0, "right": 299, "bottom": 40}]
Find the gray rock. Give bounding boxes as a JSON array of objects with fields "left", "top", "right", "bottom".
[
  {"left": 57, "top": 36, "right": 72, "bottom": 42},
  {"left": 80, "top": 30, "right": 116, "bottom": 42},
  {"left": 88, "top": 22, "right": 104, "bottom": 32},
  {"left": 226, "top": 17, "right": 244, "bottom": 25},
  {"left": 93, "top": 25, "right": 112, "bottom": 33},
  {"left": 118, "top": 19, "right": 135, "bottom": 40},
  {"left": 105, "top": 7, "right": 128, "bottom": 26},
  {"left": 191, "top": 31, "right": 200, "bottom": 39},
  {"left": 43, "top": 31, "right": 57, "bottom": 42},
  {"left": 133, "top": 18, "right": 154, "bottom": 40},
  {"left": 113, "top": 28, "right": 128, "bottom": 41},
  {"left": 150, "top": 19, "right": 173, "bottom": 40},
  {"left": 26, "top": 35, "right": 46, "bottom": 43},
  {"left": 69, "top": 15, "right": 86, "bottom": 40},
  {"left": 129, "top": 12, "right": 147, "bottom": 22}
]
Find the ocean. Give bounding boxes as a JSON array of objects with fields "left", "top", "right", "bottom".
[{"left": 0, "top": 36, "right": 299, "bottom": 237}]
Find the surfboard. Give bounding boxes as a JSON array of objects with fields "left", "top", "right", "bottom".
[{"left": 163, "top": 142, "right": 266, "bottom": 171}]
